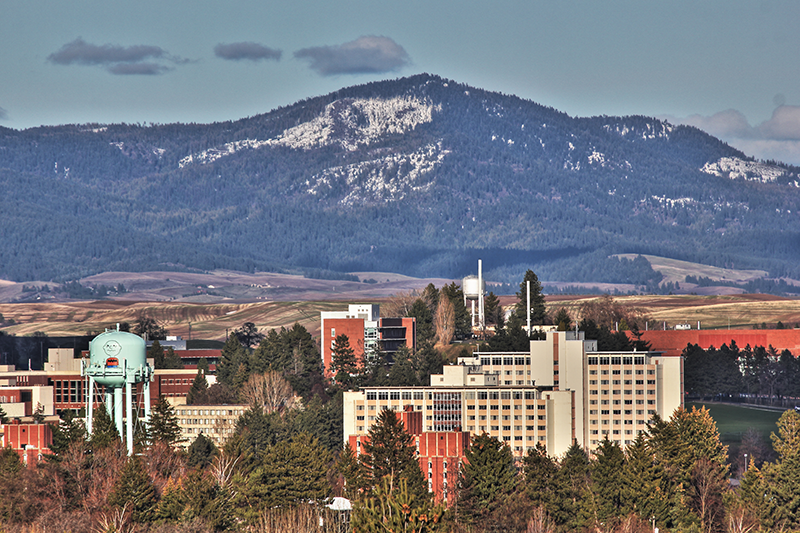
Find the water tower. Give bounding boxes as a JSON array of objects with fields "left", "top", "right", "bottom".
[
  {"left": 82, "top": 327, "right": 153, "bottom": 454},
  {"left": 462, "top": 259, "right": 486, "bottom": 333}
]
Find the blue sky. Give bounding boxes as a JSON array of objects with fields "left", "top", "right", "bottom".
[{"left": 3, "top": 0, "right": 800, "bottom": 164}]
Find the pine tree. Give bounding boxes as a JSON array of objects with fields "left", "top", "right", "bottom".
[
  {"left": 216, "top": 334, "right": 250, "bottom": 389},
  {"left": 738, "top": 459, "right": 767, "bottom": 526},
  {"left": 337, "top": 442, "right": 367, "bottom": 499},
  {"left": 620, "top": 432, "right": 669, "bottom": 523},
  {"left": 764, "top": 409, "right": 800, "bottom": 530},
  {"left": 0, "top": 405, "right": 8, "bottom": 424},
  {"left": 90, "top": 402, "right": 120, "bottom": 450},
  {"left": 235, "top": 434, "right": 332, "bottom": 523},
  {"left": 109, "top": 456, "right": 158, "bottom": 523},
  {"left": 514, "top": 269, "right": 547, "bottom": 325},
  {"left": 409, "top": 298, "right": 435, "bottom": 344},
  {"left": 49, "top": 409, "right": 87, "bottom": 454},
  {"left": 361, "top": 408, "right": 428, "bottom": 503},
  {"left": 552, "top": 441, "right": 590, "bottom": 530},
  {"left": 148, "top": 396, "right": 184, "bottom": 447},
  {"left": 331, "top": 334, "right": 358, "bottom": 388},
  {"left": 523, "top": 442, "right": 558, "bottom": 517},
  {"left": 591, "top": 437, "right": 625, "bottom": 525},
  {"left": 154, "top": 477, "right": 185, "bottom": 523},
  {"left": 186, "top": 370, "right": 209, "bottom": 405},
  {"left": 162, "top": 347, "right": 184, "bottom": 369},
  {"left": 353, "top": 477, "right": 446, "bottom": 533},
  {"left": 149, "top": 339, "right": 166, "bottom": 369},
  {"left": 459, "top": 433, "right": 516, "bottom": 525},
  {"left": 187, "top": 432, "right": 218, "bottom": 469}
]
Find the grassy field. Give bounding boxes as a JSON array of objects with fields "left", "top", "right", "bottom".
[{"left": 686, "top": 401, "right": 784, "bottom": 445}]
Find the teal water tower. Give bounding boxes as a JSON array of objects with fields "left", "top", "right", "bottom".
[{"left": 84, "top": 328, "right": 153, "bottom": 454}]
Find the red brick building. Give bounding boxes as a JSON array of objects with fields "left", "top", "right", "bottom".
[
  {"left": 349, "top": 406, "right": 469, "bottom": 503},
  {"left": 320, "top": 304, "right": 416, "bottom": 377},
  {"left": 626, "top": 329, "right": 800, "bottom": 357},
  {"left": 2, "top": 421, "right": 52, "bottom": 464}
]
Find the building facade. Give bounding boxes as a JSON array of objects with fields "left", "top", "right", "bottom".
[
  {"left": 320, "top": 304, "right": 416, "bottom": 376},
  {"left": 343, "top": 331, "right": 683, "bottom": 457}
]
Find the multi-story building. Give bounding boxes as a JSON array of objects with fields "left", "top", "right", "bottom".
[
  {"left": 175, "top": 404, "right": 247, "bottom": 448},
  {"left": 320, "top": 304, "right": 416, "bottom": 376},
  {"left": 624, "top": 328, "right": 800, "bottom": 357},
  {"left": 343, "top": 331, "right": 683, "bottom": 457}
]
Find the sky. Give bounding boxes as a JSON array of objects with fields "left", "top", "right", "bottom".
[{"left": 3, "top": 0, "right": 800, "bottom": 164}]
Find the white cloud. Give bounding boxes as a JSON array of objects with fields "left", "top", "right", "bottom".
[
  {"left": 294, "top": 36, "right": 410, "bottom": 76},
  {"left": 663, "top": 105, "right": 800, "bottom": 165}
]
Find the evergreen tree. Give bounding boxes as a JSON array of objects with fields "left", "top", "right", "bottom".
[
  {"left": 216, "top": 334, "right": 250, "bottom": 389},
  {"left": 523, "top": 442, "right": 558, "bottom": 517},
  {"left": 514, "top": 269, "right": 547, "bottom": 325},
  {"left": 738, "top": 458, "right": 767, "bottom": 526},
  {"left": 149, "top": 339, "right": 166, "bottom": 369},
  {"left": 186, "top": 370, "right": 209, "bottom": 405},
  {"left": 148, "top": 396, "right": 184, "bottom": 447},
  {"left": 408, "top": 298, "right": 435, "bottom": 345},
  {"left": 89, "top": 403, "right": 120, "bottom": 450},
  {"left": 440, "top": 282, "right": 471, "bottom": 339},
  {"left": 353, "top": 477, "right": 446, "bottom": 533},
  {"left": 154, "top": 477, "right": 185, "bottom": 523},
  {"left": 763, "top": 409, "right": 800, "bottom": 530},
  {"left": 483, "top": 291, "right": 502, "bottom": 327},
  {"left": 197, "top": 357, "right": 209, "bottom": 374},
  {"left": 591, "top": 437, "right": 625, "bottom": 525},
  {"left": 387, "top": 345, "right": 419, "bottom": 386},
  {"left": 49, "top": 409, "right": 86, "bottom": 454},
  {"left": 331, "top": 334, "right": 358, "bottom": 388},
  {"left": 459, "top": 433, "right": 516, "bottom": 526},
  {"left": 235, "top": 433, "right": 332, "bottom": 523},
  {"left": 0, "top": 405, "right": 8, "bottom": 424},
  {"left": 162, "top": 347, "right": 184, "bottom": 369},
  {"left": 109, "top": 456, "right": 158, "bottom": 523},
  {"left": 552, "top": 441, "right": 590, "bottom": 530},
  {"left": 620, "top": 432, "right": 669, "bottom": 523},
  {"left": 338, "top": 442, "right": 368, "bottom": 499},
  {"left": 361, "top": 408, "right": 428, "bottom": 502},
  {"left": 187, "top": 432, "right": 218, "bottom": 469},
  {"left": 234, "top": 321, "right": 264, "bottom": 348}
]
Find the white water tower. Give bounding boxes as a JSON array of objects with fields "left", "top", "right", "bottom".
[
  {"left": 82, "top": 327, "right": 153, "bottom": 455},
  {"left": 462, "top": 259, "right": 486, "bottom": 333}
]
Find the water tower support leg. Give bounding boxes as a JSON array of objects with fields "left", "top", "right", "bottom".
[
  {"left": 87, "top": 377, "right": 95, "bottom": 435},
  {"left": 126, "top": 381, "right": 134, "bottom": 455},
  {"left": 144, "top": 380, "right": 151, "bottom": 423},
  {"left": 114, "top": 387, "right": 124, "bottom": 451}
]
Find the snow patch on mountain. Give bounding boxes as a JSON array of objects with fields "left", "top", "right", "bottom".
[
  {"left": 701, "top": 157, "right": 785, "bottom": 183},
  {"left": 603, "top": 121, "right": 673, "bottom": 140},
  {"left": 178, "top": 96, "right": 440, "bottom": 168},
  {"left": 305, "top": 142, "right": 448, "bottom": 206}
]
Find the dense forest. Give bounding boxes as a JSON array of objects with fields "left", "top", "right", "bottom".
[{"left": 2, "top": 74, "right": 800, "bottom": 288}]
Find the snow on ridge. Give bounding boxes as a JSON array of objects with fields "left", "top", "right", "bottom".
[
  {"left": 179, "top": 96, "right": 440, "bottom": 168},
  {"left": 305, "top": 142, "right": 448, "bottom": 206},
  {"left": 603, "top": 121, "right": 673, "bottom": 140},
  {"left": 701, "top": 157, "right": 785, "bottom": 183},
  {"left": 648, "top": 195, "right": 696, "bottom": 208}
]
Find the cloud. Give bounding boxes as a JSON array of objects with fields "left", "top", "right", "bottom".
[
  {"left": 0, "top": 107, "right": 7, "bottom": 121},
  {"left": 294, "top": 35, "right": 410, "bottom": 76},
  {"left": 214, "top": 42, "right": 281, "bottom": 62},
  {"left": 107, "top": 62, "right": 172, "bottom": 75},
  {"left": 47, "top": 37, "right": 186, "bottom": 75},
  {"left": 663, "top": 105, "right": 800, "bottom": 165}
]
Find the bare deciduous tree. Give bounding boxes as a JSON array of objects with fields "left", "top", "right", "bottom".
[
  {"left": 380, "top": 289, "right": 420, "bottom": 318},
  {"left": 240, "top": 371, "right": 297, "bottom": 414},
  {"left": 434, "top": 296, "right": 455, "bottom": 347}
]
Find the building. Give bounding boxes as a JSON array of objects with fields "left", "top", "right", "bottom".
[
  {"left": 2, "top": 420, "right": 52, "bottom": 464},
  {"left": 348, "top": 405, "right": 469, "bottom": 503},
  {"left": 175, "top": 404, "right": 247, "bottom": 448},
  {"left": 342, "top": 331, "right": 683, "bottom": 457},
  {"left": 625, "top": 328, "right": 800, "bottom": 357},
  {"left": 321, "top": 304, "right": 416, "bottom": 376}
]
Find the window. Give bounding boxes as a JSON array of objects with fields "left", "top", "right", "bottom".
[{"left": 366, "top": 392, "right": 376, "bottom": 400}]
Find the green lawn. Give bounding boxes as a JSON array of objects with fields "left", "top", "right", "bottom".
[{"left": 686, "top": 401, "right": 785, "bottom": 446}]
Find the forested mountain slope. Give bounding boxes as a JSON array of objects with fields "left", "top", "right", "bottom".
[{"left": 1, "top": 73, "right": 799, "bottom": 284}]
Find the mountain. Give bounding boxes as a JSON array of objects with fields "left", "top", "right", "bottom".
[{"left": 1, "top": 73, "right": 799, "bottom": 287}]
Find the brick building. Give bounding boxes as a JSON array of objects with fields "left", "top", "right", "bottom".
[
  {"left": 348, "top": 406, "right": 469, "bottom": 503},
  {"left": 625, "top": 328, "right": 800, "bottom": 357}
]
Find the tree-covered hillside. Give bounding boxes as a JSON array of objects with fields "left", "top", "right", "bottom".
[{"left": 1, "top": 74, "right": 799, "bottom": 283}]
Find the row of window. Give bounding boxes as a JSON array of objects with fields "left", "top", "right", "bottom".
[
  {"left": 364, "top": 390, "right": 540, "bottom": 401},
  {"left": 587, "top": 356, "right": 646, "bottom": 365},
  {"left": 480, "top": 357, "right": 531, "bottom": 366}
]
